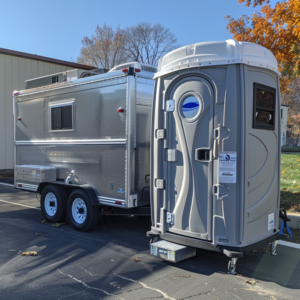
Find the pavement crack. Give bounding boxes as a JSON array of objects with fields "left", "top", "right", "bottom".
[
  {"left": 178, "top": 288, "right": 216, "bottom": 300},
  {"left": 114, "top": 273, "right": 176, "bottom": 300},
  {"left": 57, "top": 268, "right": 125, "bottom": 300},
  {"left": 139, "top": 296, "right": 164, "bottom": 300},
  {"left": 58, "top": 288, "right": 89, "bottom": 300},
  {"left": 74, "top": 267, "right": 174, "bottom": 299},
  {"left": 78, "top": 265, "right": 98, "bottom": 277},
  {"left": 225, "top": 291, "right": 241, "bottom": 299},
  {"left": 77, "top": 265, "right": 114, "bottom": 278},
  {"left": 115, "top": 286, "right": 144, "bottom": 295}
]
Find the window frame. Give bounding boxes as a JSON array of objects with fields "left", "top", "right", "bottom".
[
  {"left": 49, "top": 99, "right": 75, "bottom": 132},
  {"left": 252, "top": 82, "right": 276, "bottom": 131}
]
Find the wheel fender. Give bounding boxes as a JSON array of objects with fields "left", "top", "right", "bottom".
[{"left": 38, "top": 182, "right": 99, "bottom": 206}]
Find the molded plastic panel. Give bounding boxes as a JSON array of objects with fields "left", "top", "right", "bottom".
[
  {"left": 244, "top": 66, "right": 280, "bottom": 243},
  {"left": 155, "top": 39, "right": 279, "bottom": 78}
]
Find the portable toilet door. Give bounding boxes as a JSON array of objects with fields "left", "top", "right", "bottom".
[
  {"left": 158, "top": 75, "right": 215, "bottom": 242},
  {"left": 149, "top": 39, "right": 281, "bottom": 273}
]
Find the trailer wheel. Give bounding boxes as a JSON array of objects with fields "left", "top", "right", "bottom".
[
  {"left": 41, "top": 185, "right": 67, "bottom": 223},
  {"left": 67, "top": 189, "right": 100, "bottom": 232}
]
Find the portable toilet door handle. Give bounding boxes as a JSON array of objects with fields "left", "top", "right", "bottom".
[{"left": 195, "top": 148, "right": 211, "bottom": 162}]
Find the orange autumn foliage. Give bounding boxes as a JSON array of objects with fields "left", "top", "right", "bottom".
[
  {"left": 238, "top": 0, "right": 270, "bottom": 7},
  {"left": 226, "top": 0, "right": 300, "bottom": 92}
]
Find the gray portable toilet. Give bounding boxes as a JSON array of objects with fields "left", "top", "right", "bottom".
[{"left": 148, "top": 39, "right": 281, "bottom": 273}]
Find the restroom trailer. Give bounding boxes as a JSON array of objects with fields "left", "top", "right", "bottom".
[
  {"left": 13, "top": 62, "right": 156, "bottom": 231},
  {"left": 148, "top": 40, "right": 281, "bottom": 273}
]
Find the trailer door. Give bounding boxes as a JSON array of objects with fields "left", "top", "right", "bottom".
[{"left": 164, "top": 76, "right": 214, "bottom": 241}]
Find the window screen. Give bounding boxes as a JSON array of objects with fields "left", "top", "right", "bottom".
[
  {"left": 253, "top": 83, "right": 276, "bottom": 130},
  {"left": 51, "top": 105, "right": 73, "bottom": 130}
]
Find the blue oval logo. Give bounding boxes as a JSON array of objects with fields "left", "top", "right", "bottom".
[
  {"left": 182, "top": 96, "right": 200, "bottom": 118},
  {"left": 182, "top": 101, "right": 199, "bottom": 111}
]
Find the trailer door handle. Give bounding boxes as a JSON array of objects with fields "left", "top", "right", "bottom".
[{"left": 195, "top": 148, "right": 210, "bottom": 162}]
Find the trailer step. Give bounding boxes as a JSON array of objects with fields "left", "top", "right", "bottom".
[{"left": 150, "top": 240, "right": 196, "bottom": 263}]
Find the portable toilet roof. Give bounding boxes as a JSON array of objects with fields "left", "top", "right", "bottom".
[{"left": 154, "top": 39, "right": 279, "bottom": 78}]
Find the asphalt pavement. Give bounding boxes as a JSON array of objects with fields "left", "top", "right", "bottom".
[{"left": 0, "top": 184, "right": 300, "bottom": 300}]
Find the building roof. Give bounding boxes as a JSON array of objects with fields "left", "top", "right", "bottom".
[{"left": 0, "top": 47, "right": 96, "bottom": 70}]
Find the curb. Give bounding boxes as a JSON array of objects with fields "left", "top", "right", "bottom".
[{"left": 281, "top": 213, "right": 300, "bottom": 229}]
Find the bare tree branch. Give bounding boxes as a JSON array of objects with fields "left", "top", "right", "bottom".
[
  {"left": 123, "top": 22, "right": 178, "bottom": 66},
  {"left": 77, "top": 22, "right": 178, "bottom": 69},
  {"left": 77, "top": 23, "right": 128, "bottom": 69}
]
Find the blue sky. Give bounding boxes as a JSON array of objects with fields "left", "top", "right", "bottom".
[{"left": 0, "top": 0, "right": 278, "bottom": 63}]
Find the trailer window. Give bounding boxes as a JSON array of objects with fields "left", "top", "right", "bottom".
[
  {"left": 253, "top": 83, "right": 276, "bottom": 130},
  {"left": 51, "top": 104, "right": 73, "bottom": 130}
]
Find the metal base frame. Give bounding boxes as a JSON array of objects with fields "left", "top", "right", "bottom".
[
  {"left": 218, "top": 232, "right": 280, "bottom": 253},
  {"left": 157, "top": 232, "right": 221, "bottom": 253},
  {"left": 147, "top": 230, "right": 280, "bottom": 275}
]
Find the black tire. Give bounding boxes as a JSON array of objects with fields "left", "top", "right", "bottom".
[
  {"left": 41, "top": 185, "right": 67, "bottom": 223},
  {"left": 67, "top": 189, "right": 100, "bottom": 232}
]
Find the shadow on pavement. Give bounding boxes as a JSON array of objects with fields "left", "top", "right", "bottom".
[{"left": 1, "top": 203, "right": 300, "bottom": 294}]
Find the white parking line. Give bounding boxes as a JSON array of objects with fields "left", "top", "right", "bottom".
[
  {"left": 0, "top": 182, "right": 14, "bottom": 187},
  {"left": 278, "top": 240, "right": 300, "bottom": 250},
  {"left": 0, "top": 199, "right": 40, "bottom": 210}
]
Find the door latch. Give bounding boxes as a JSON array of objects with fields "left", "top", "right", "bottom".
[
  {"left": 213, "top": 184, "right": 229, "bottom": 201},
  {"left": 166, "top": 212, "right": 174, "bottom": 226},
  {"left": 156, "top": 129, "right": 165, "bottom": 139},
  {"left": 167, "top": 149, "right": 177, "bottom": 161},
  {"left": 155, "top": 179, "right": 165, "bottom": 189},
  {"left": 214, "top": 124, "right": 230, "bottom": 141},
  {"left": 166, "top": 100, "right": 175, "bottom": 112}
]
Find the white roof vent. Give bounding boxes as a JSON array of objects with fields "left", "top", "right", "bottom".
[{"left": 155, "top": 39, "right": 279, "bottom": 78}]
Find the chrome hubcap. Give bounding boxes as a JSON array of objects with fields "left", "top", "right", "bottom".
[
  {"left": 44, "top": 192, "right": 57, "bottom": 216},
  {"left": 72, "top": 198, "right": 87, "bottom": 224}
]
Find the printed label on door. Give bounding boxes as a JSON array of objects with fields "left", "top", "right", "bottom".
[
  {"left": 218, "top": 152, "right": 237, "bottom": 183},
  {"left": 268, "top": 213, "right": 274, "bottom": 230}
]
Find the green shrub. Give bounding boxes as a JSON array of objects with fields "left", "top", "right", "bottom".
[{"left": 281, "top": 147, "right": 300, "bottom": 152}]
